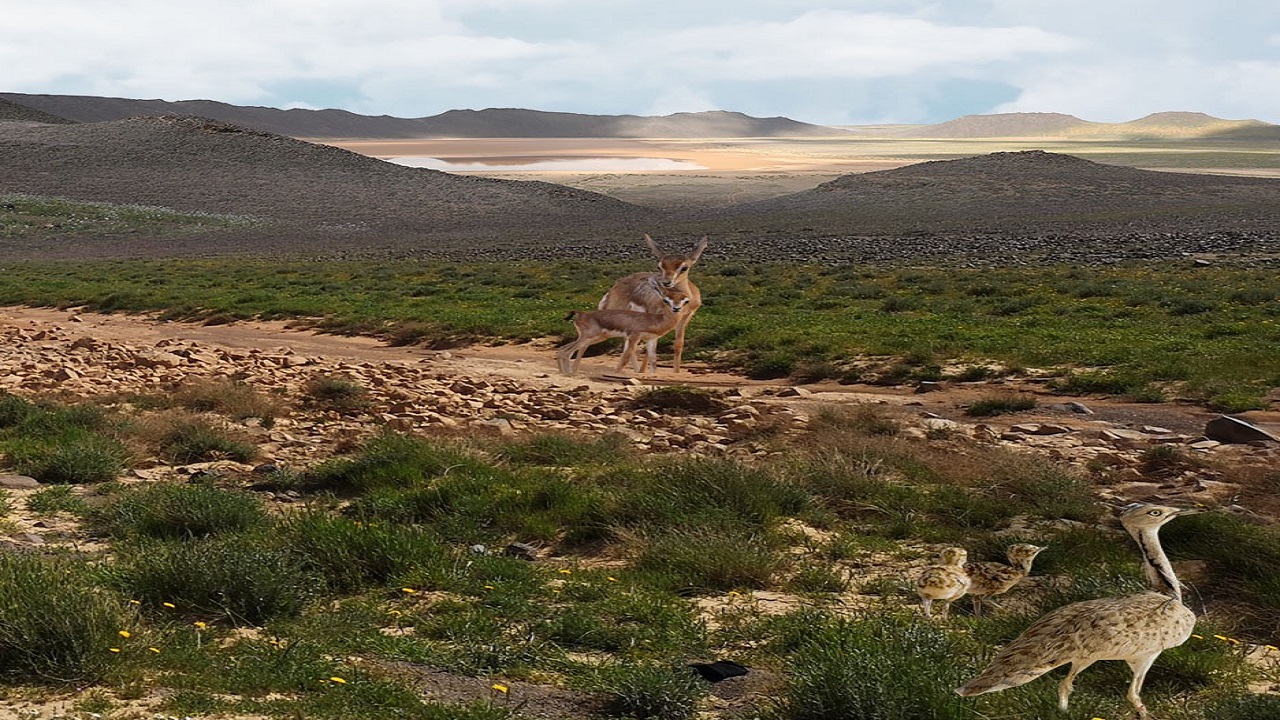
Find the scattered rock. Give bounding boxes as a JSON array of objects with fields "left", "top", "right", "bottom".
[
  {"left": 0, "top": 474, "right": 40, "bottom": 489},
  {"left": 1204, "top": 415, "right": 1279, "bottom": 444},
  {"left": 504, "top": 542, "right": 539, "bottom": 561}
]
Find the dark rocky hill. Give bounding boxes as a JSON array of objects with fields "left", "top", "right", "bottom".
[
  {"left": 2, "top": 115, "right": 1278, "bottom": 265},
  {"left": 0, "top": 97, "right": 74, "bottom": 125},
  {"left": 0, "top": 115, "right": 652, "bottom": 257},
  {"left": 680, "top": 151, "right": 1280, "bottom": 263},
  {"left": 709, "top": 150, "right": 1280, "bottom": 233},
  {"left": 0, "top": 93, "right": 849, "bottom": 138}
]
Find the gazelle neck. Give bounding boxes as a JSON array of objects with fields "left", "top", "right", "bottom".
[{"left": 1131, "top": 524, "right": 1182, "bottom": 601}]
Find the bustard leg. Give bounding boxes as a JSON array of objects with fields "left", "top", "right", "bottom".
[
  {"left": 1125, "top": 654, "right": 1159, "bottom": 719},
  {"left": 1058, "top": 660, "right": 1095, "bottom": 712},
  {"left": 921, "top": 598, "right": 933, "bottom": 618}
]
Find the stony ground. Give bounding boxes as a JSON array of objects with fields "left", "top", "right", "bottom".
[
  {"left": 5, "top": 304, "right": 1278, "bottom": 546},
  {"left": 3, "top": 305, "right": 1280, "bottom": 718}
]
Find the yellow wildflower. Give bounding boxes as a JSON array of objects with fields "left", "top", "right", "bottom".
[
  {"left": 558, "top": 569, "right": 572, "bottom": 575},
  {"left": 109, "top": 648, "right": 121, "bottom": 653},
  {"left": 162, "top": 602, "right": 176, "bottom": 609},
  {"left": 148, "top": 647, "right": 161, "bottom": 654},
  {"left": 491, "top": 683, "right": 509, "bottom": 694},
  {"left": 329, "top": 676, "right": 347, "bottom": 684},
  {"left": 194, "top": 621, "right": 207, "bottom": 630},
  {"left": 401, "top": 587, "right": 418, "bottom": 594},
  {"left": 118, "top": 630, "right": 131, "bottom": 638}
]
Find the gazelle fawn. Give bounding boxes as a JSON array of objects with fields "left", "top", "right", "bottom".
[
  {"left": 599, "top": 234, "right": 707, "bottom": 372},
  {"left": 558, "top": 288, "right": 691, "bottom": 375}
]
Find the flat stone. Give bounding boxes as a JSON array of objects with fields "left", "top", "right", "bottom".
[{"left": 0, "top": 474, "right": 40, "bottom": 488}]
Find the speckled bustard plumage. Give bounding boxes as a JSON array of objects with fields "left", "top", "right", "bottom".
[
  {"left": 964, "top": 543, "right": 1046, "bottom": 617},
  {"left": 956, "top": 503, "right": 1200, "bottom": 718},
  {"left": 915, "top": 547, "right": 970, "bottom": 619}
]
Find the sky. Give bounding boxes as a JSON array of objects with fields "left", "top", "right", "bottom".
[{"left": 5, "top": 0, "right": 1279, "bottom": 126}]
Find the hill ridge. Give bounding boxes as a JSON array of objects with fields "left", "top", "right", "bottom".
[{"left": 0, "top": 93, "right": 850, "bottom": 139}]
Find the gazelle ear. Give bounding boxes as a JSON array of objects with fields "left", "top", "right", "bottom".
[
  {"left": 690, "top": 236, "right": 708, "bottom": 262},
  {"left": 643, "top": 234, "right": 664, "bottom": 259}
]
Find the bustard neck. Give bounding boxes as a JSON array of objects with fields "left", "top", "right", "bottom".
[{"left": 1130, "top": 524, "right": 1181, "bottom": 601}]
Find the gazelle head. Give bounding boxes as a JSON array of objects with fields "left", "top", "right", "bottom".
[
  {"left": 644, "top": 234, "right": 708, "bottom": 288},
  {"left": 660, "top": 288, "right": 691, "bottom": 314}
]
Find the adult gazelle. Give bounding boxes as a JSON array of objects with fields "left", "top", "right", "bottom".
[{"left": 598, "top": 234, "right": 707, "bottom": 373}]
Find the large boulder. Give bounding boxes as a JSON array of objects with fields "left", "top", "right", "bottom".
[{"left": 1204, "top": 415, "right": 1280, "bottom": 444}]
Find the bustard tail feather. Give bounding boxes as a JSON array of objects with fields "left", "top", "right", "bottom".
[{"left": 956, "top": 663, "right": 1058, "bottom": 697}]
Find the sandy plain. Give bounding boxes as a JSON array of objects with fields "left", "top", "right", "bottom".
[{"left": 319, "top": 135, "right": 1280, "bottom": 209}]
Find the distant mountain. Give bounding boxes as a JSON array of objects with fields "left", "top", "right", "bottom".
[
  {"left": 0, "top": 93, "right": 850, "bottom": 138},
  {"left": 895, "top": 112, "right": 1095, "bottom": 138},
  {"left": 861, "top": 111, "right": 1277, "bottom": 140}
]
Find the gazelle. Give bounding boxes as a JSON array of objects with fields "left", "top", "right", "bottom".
[
  {"left": 558, "top": 288, "right": 691, "bottom": 375},
  {"left": 599, "top": 234, "right": 707, "bottom": 373}
]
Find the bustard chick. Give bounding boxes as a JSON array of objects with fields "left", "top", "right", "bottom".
[
  {"left": 915, "top": 547, "right": 970, "bottom": 619},
  {"left": 964, "top": 543, "right": 1046, "bottom": 617},
  {"left": 956, "top": 503, "right": 1201, "bottom": 718}
]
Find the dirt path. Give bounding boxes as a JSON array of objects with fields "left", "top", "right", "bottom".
[{"left": 5, "top": 304, "right": 1250, "bottom": 441}]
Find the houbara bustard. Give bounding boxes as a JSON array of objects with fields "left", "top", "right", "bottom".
[
  {"left": 915, "top": 547, "right": 971, "bottom": 619},
  {"left": 957, "top": 503, "right": 1201, "bottom": 718},
  {"left": 964, "top": 543, "right": 1046, "bottom": 617}
]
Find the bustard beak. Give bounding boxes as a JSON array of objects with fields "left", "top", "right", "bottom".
[{"left": 1171, "top": 506, "right": 1205, "bottom": 517}]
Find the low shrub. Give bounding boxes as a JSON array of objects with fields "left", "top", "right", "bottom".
[
  {"left": 302, "top": 374, "right": 370, "bottom": 413},
  {"left": 778, "top": 612, "right": 973, "bottom": 720},
  {"left": 174, "top": 379, "right": 283, "bottom": 423},
  {"left": 25, "top": 484, "right": 88, "bottom": 515},
  {"left": 0, "top": 554, "right": 133, "bottom": 684},
  {"left": 114, "top": 534, "right": 317, "bottom": 624},
  {"left": 281, "top": 511, "right": 449, "bottom": 592},
  {"left": 964, "top": 393, "right": 1037, "bottom": 417},
  {"left": 494, "top": 432, "right": 630, "bottom": 467},
  {"left": 596, "top": 663, "right": 707, "bottom": 720},
  {"left": 89, "top": 483, "right": 268, "bottom": 539},
  {"left": 635, "top": 525, "right": 787, "bottom": 594},
  {"left": 157, "top": 420, "right": 257, "bottom": 464},
  {"left": 302, "top": 432, "right": 488, "bottom": 493},
  {"left": 9, "top": 433, "right": 128, "bottom": 484}
]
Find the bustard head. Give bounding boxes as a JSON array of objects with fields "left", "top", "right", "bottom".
[
  {"left": 1005, "top": 543, "right": 1046, "bottom": 565},
  {"left": 1118, "top": 503, "right": 1201, "bottom": 534},
  {"left": 939, "top": 547, "right": 967, "bottom": 565}
]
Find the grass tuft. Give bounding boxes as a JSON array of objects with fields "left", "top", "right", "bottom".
[{"left": 0, "top": 554, "right": 133, "bottom": 684}]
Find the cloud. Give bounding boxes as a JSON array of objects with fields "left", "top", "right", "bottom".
[
  {"left": 2, "top": 0, "right": 1277, "bottom": 123},
  {"left": 646, "top": 11, "right": 1079, "bottom": 81}
]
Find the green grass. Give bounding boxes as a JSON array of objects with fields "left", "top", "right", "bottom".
[
  {"left": 0, "top": 193, "right": 256, "bottom": 241},
  {"left": 0, "top": 553, "right": 135, "bottom": 684},
  {"left": 0, "top": 418, "right": 1271, "bottom": 717},
  {"left": 1, "top": 246, "right": 1279, "bottom": 716},
  {"left": 0, "top": 259, "right": 1276, "bottom": 402},
  {"left": 89, "top": 482, "right": 269, "bottom": 540}
]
